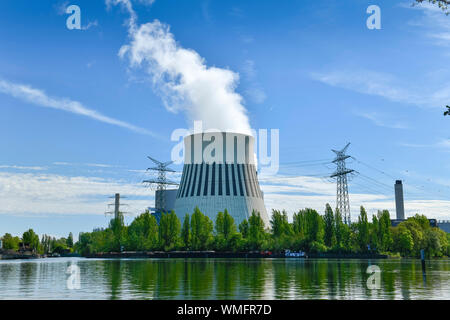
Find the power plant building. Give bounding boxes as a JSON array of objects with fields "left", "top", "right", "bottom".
[{"left": 173, "top": 132, "right": 269, "bottom": 227}]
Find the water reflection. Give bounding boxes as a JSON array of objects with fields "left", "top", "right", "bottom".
[{"left": 0, "top": 258, "right": 449, "bottom": 299}]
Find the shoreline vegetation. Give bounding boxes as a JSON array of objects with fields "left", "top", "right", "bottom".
[{"left": 1, "top": 204, "right": 449, "bottom": 260}]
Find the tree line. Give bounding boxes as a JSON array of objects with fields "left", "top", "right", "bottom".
[
  {"left": 1, "top": 229, "right": 74, "bottom": 255},
  {"left": 74, "top": 205, "right": 449, "bottom": 258}
]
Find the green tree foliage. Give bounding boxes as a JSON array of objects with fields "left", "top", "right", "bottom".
[
  {"left": 270, "top": 209, "right": 293, "bottom": 251},
  {"left": 1, "top": 233, "right": 20, "bottom": 251},
  {"left": 37, "top": 206, "right": 448, "bottom": 258},
  {"left": 376, "top": 210, "right": 393, "bottom": 252},
  {"left": 334, "top": 208, "right": 344, "bottom": 250},
  {"left": 22, "top": 229, "right": 40, "bottom": 252},
  {"left": 248, "top": 210, "right": 266, "bottom": 250},
  {"left": 357, "top": 206, "right": 370, "bottom": 252},
  {"left": 238, "top": 219, "right": 249, "bottom": 238},
  {"left": 127, "top": 210, "right": 159, "bottom": 251},
  {"left": 323, "top": 204, "right": 336, "bottom": 248},
  {"left": 190, "top": 207, "right": 213, "bottom": 250},
  {"left": 215, "top": 209, "right": 238, "bottom": 251},
  {"left": 159, "top": 211, "right": 181, "bottom": 251},
  {"left": 392, "top": 225, "right": 414, "bottom": 256},
  {"left": 181, "top": 214, "right": 191, "bottom": 249},
  {"left": 109, "top": 212, "right": 126, "bottom": 252},
  {"left": 67, "top": 232, "right": 74, "bottom": 248}
]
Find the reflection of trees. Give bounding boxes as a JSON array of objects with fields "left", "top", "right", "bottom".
[
  {"left": 187, "top": 259, "right": 214, "bottom": 299},
  {"left": 238, "top": 259, "right": 267, "bottom": 299},
  {"left": 273, "top": 260, "right": 290, "bottom": 299},
  {"left": 19, "top": 262, "right": 37, "bottom": 289},
  {"left": 156, "top": 259, "right": 183, "bottom": 299},
  {"left": 214, "top": 260, "right": 238, "bottom": 299},
  {"left": 123, "top": 260, "right": 158, "bottom": 299},
  {"left": 92, "top": 258, "right": 450, "bottom": 299},
  {"left": 104, "top": 260, "right": 123, "bottom": 300}
]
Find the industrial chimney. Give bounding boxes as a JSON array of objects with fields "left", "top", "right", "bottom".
[
  {"left": 395, "top": 180, "right": 405, "bottom": 220},
  {"left": 174, "top": 132, "right": 269, "bottom": 227}
]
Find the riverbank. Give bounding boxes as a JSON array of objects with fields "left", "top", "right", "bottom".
[
  {"left": 0, "top": 250, "right": 81, "bottom": 260},
  {"left": 84, "top": 251, "right": 388, "bottom": 259}
]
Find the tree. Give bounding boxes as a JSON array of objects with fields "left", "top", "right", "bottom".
[
  {"left": 414, "top": 0, "right": 450, "bottom": 14},
  {"left": 248, "top": 210, "right": 266, "bottom": 250},
  {"left": 357, "top": 206, "right": 370, "bottom": 252},
  {"left": 181, "top": 214, "right": 191, "bottom": 249},
  {"left": 67, "top": 232, "right": 74, "bottom": 248},
  {"left": 395, "top": 226, "right": 414, "bottom": 256},
  {"left": 239, "top": 219, "right": 249, "bottom": 238},
  {"left": 223, "top": 209, "right": 237, "bottom": 241},
  {"left": 444, "top": 105, "right": 450, "bottom": 116},
  {"left": 108, "top": 211, "right": 126, "bottom": 252},
  {"left": 127, "top": 210, "right": 158, "bottom": 251},
  {"left": 190, "top": 207, "right": 213, "bottom": 250},
  {"left": 159, "top": 211, "right": 181, "bottom": 251},
  {"left": 269, "top": 209, "right": 293, "bottom": 251},
  {"left": 215, "top": 211, "right": 225, "bottom": 236},
  {"left": 323, "top": 204, "right": 336, "bottom": 248},
  {"left": 377, "top": 210, "right": 393, "bottom": 252},
  {"left": 1, "top": 233, "right": 20, "bottom": 251},
  {"left": 22, "top": 229, "right": 40, "bottom": 252},
  {"left": 270, "top": 210, "right": 292, "bottom": 238}
]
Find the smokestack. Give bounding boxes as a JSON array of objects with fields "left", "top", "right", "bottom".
[{"left": 395, "top": 180, "right": 405, "bottom": 220}]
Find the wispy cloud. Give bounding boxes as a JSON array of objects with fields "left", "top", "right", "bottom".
[
  {"left": 403, "top": 1, "right": 450, "bottom": 47},
  {"left": 311, "top": 70, "right": 450, "bottom": 109},
  {"left": 81, "top": 20, "right": 99, "bottom": 30},
  {"left": 0, "top": 165, "right": 46, "bottom": 171},
  {"left": 0, "top": 79, "right": 159, "bottom": 137},
  {"left": 355, "top": 111, "right": 409, "bottom": 129},
  {"left": 400, "top": 138, "right": 450, "bottom": 150},
  {"left": 242, "top": 59, "right": 267, "bottom": 104}
]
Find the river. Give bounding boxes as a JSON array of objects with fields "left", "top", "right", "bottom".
[{"left": 0, "top": 257, "right": 448, "bottom": 299}]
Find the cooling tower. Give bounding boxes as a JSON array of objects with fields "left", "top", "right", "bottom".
[{"left": 174, "top": 132, "right": 269, "bottom": 227}]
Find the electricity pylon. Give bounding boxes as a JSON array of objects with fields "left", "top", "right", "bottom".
[
  {"left": 331, "top": 143, "right": 354, "bottom": 225},
  {"left": 105, "top": 193, "right": 129, "bottom": 220},
  {"left": 143, "top": 156, "right": 179, "bottom": 212}
]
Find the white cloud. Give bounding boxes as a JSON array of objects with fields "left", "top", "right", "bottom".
[
  {"left": 0, "top": 171, "right": 153, "bottom": 216},
  {"left": 108, "top": 0, "right": 252, "bottom": 134},
  {"left": 0, "top": 79, "right": 159, "bottom": 137}
]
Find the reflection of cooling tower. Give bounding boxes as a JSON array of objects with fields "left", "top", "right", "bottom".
[{"left": 174, "top": 132, "right": 269, "bottom": 227}]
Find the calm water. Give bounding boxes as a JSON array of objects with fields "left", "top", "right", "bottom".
[{"left": 0, "top": 257, "right": 449, "bottom": 300}]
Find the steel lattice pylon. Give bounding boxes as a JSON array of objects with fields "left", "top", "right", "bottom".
[
  {"left": 331, "top": 143, "right": 354, "bottom": 225},
  {"left": 143, "top": 156, "right": 178, "bottom": 212}
]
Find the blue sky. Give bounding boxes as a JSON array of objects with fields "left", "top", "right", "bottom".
[{"left": 0, "top": 0, "right": 449, "bottom": 239}]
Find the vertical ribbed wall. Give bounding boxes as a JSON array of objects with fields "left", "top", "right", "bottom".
[{"left": 174, "top": 133, "right": 269, "bottom": 227}]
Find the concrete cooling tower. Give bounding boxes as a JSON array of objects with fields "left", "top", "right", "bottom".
[{"left": 174, "top": 132, "right": 269, "bottom": 227}]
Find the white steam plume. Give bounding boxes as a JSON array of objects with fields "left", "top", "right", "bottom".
[{"left": 108, "top": 0, "right": 252, "bottom": 135}]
